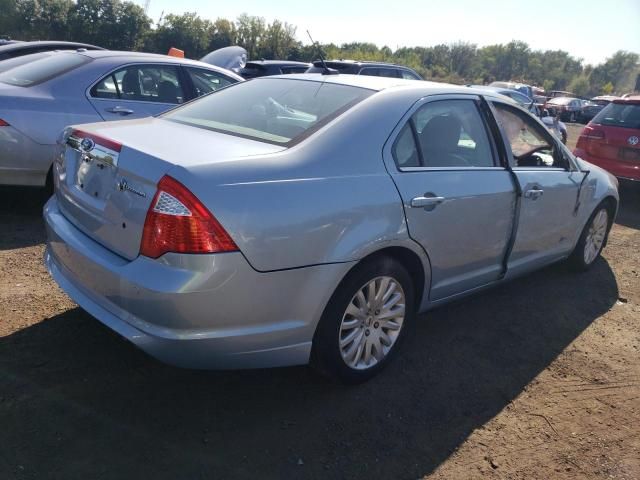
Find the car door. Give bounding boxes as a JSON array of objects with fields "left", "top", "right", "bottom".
[
  {"left": 384, "top": 95, "right": 517, "bottom": 300},
  {"left": 489, "top": 100, "right": 583, "bottom": 276},
  {"left": 88, "top": 64, "right": 187, "bottom": 121}
]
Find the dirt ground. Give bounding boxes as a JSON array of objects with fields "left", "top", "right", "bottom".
[{"left": 1, "top": 124, "right": 638, "bottom": 479}]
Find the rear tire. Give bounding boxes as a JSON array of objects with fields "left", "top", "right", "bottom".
[
  {"left": 568, "top": 204, "right": 611, "bottom": 271},
  {"left": 311, "top": 256, "right": 415, "bottom": 384}
]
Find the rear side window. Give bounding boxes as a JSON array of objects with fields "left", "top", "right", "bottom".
[
  {"left": 185, "top": 67, "right": 235, "bottom": 97},
  {"left": 399, "top": 69, "right": 421, "bottom": 80},
  {"left": 592, "top": 102, "right": 640, "bottom": 129},
  {"left": 281, "top": 66, "right": 308, "bottom": 74},
  {"left": 0, "top": 53, "right": 90, "bottom": 86},
  {"left": 360, "top": 67, "right": 400, "bottom": 78},
  {"left": 392, "top": 99, "right": 495, "bottom": 168}
]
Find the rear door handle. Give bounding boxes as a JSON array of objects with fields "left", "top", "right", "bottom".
[
  {"left": 410, "top": 195, "right": 445, "bottom": 208},
  {"left": 106, "top": 106, "right": 134, "bottom": 115},
  {"left": 524, "top": 188, "right": 544, "bottom": 200}
]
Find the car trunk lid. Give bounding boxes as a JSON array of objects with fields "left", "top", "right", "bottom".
[{"left": 55, "top": 118, "right": 286, "bottom": 260}]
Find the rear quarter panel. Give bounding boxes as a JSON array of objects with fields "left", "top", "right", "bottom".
[{"left": 167, "top": 89, "right": 427, "bottom": 273}]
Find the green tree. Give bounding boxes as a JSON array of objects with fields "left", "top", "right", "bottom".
[
  {"left": 0, "top": 0, "right": 18, "bottom": 38},
  {"left": 589, "top": 51, "right": 639, "bottom": 94},
  {"left": 69, "top": 0, "right": 150, "bottom": 50},
  {"left": 235, "top": 13, "right": 265, "bottom": 59},
  {"left": 259, "top": 20, "right": 297, "bottom": 59},
  {"left": 148, "top": 12, "right": 212, "bottom": 58},
  {"left": 568, "top": 75, "right": 590, "bottom": 96},
  {"left": 208, "top": 18, "right": 236, "bottom": 51}
]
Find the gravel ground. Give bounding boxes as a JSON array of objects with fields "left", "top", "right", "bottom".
[{"left": 0, "top": 124, "right": 638, "bottom": 479}]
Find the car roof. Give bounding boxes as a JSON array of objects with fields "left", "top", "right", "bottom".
[
  {"left": 613, "top": 96, "right": 640, "bottom": 105},
  {"left": 313, "top": 59, "right": 413, "bottom": 69},
  {"left": 70, "top": 50, "right": 243, "bottom": 78},
  {"left": 0, "top": 40, "right": 104, "bottom": 53}
]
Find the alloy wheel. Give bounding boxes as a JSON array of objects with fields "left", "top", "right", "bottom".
[
  {"left": 338, "top": 276, "right": 406, "bottom": 370},
  {"left": 584, "top": 209, "right": 608, "bottom": 265}
]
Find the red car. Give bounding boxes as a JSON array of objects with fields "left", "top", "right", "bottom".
[{"left": 574, "top": 97, "right": 640, "bottom": 182}]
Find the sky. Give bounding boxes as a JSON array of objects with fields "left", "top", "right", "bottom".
[{"left": 138, "top": 0, "right": 640, "bottom": 65}]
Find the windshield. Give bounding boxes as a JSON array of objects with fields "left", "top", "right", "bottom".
[
  {"left": 592, "top": 102, "right": 640, "bottom": 129},
  {"left": 0, "top": 52, "right": 90, "bottom": 86},
  {"left": 164, "top": 78, "right": 373, "bottom": 145}
]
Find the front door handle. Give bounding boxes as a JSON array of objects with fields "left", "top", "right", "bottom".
[
  {"left": 410, "top": 195, "right": 445, "bottom": 208},
  {"left": 106, "top": 106, "right": 134, "bottom": 115},
  {"left": 524, "top": 188, "right": 544, "bottom": 200}
]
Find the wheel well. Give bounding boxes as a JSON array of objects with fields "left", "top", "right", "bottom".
[
  {"left": 600, "top": 196, "right": 618, "bottom": 238},
  {"left": 358, "top": 247, "right": 427, "bottom": 309},
  {"left": 598, "top": 196, "right": 617, "bottom": 227}
]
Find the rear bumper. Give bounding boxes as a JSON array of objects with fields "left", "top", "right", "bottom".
[
  {"left": 574, "top": 149, "right": 640, "bottom": 181},
  {"left": 44, "top": 197, "right": 353, "bottom": 369}
]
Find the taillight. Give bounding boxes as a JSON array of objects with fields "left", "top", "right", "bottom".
[
  {"left": 140, "top": 175, "right": 238, "bottom": 258},
  {"left": 0, "top": 119, "right": 9, "bottom": 126},
  {"left": 581, "top": 126, "right": 605, "bottom": 140}
]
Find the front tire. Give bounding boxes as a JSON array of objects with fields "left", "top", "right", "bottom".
[
  {"left": 569, "top": 205, "right": 611, "bottom": 271},
  {"left": 311, "top": 256, "right": 415, "bottom": 384}
]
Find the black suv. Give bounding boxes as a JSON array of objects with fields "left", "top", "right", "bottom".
[
  {"left": 240, "top": 60, "right": 311, "bottom": 79},
  {"left": 306, "top": 60, "right": 422, "bottom": 80}
]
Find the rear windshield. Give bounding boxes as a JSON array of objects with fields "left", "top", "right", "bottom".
[
  {"left": 164, "top": 78, "right": 373, "bottom": 145},
  {"left": 0, "top": 53, "right": 89, "bottom": 86},
  {"left": 0, "top": 52, "right": 52, "bottom": 74},
  {"left": 592, "top": 102, "right": 640, "bottom": 129}
]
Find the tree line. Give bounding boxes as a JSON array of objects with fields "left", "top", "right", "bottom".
[{"left": 1, "top": 0, "right": 638, "bottom": 97}]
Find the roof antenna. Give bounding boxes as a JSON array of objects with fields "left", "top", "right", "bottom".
[{"left": 306, "top": 30, "right": 337, "bottom": 75}]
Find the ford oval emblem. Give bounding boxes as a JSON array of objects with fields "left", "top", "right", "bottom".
[
  {"left": 80, "top": 137, "right": 95, "bottom": 152},
  {"left": 628, "top": 136, "right": 639, "bottom": 146}
]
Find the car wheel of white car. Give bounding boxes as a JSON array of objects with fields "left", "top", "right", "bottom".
[
  {"left": 569, "top": 204, "right": 612, "bottom": 271},
  {"left": 311, "top": 255, "right": 415, "bottom": 384}
]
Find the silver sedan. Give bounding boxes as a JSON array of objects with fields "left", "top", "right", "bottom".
[
  {"left": 0, "top": 50, "right": 242, "bottom": 187},
  {"left": 44, "top": 74, "right": 618, "bottom": 383}
]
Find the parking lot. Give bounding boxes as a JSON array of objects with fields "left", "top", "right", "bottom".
[{"left": 0, "top": 124, "right": 638, "bottom": 479}]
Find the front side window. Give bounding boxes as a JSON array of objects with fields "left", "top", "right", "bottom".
[
  {"left": 0, "top": 52, "right": 90, "bottom": 86},
  {"left": 392, "top": 99, "right": 495, "bottom": 168},
  {"left": 91, "top": 64, "right": 185, "bottom": 104},
  {"left": 185, "top": 67, "right": 234, "bottom": 97},
  {"left": 163, "top": 78, "right": 373, "bottom": 145},
  {"left": 492, "top": 102, "right": 565, "bottom": 168}
]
